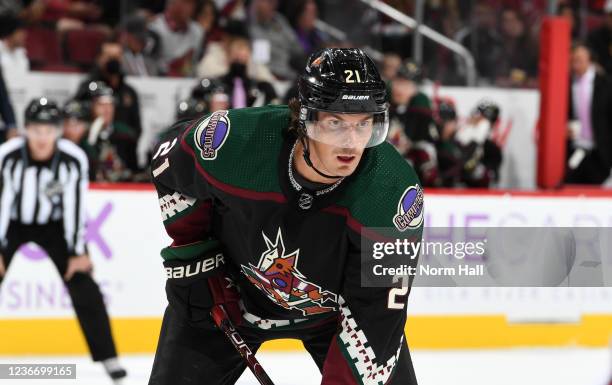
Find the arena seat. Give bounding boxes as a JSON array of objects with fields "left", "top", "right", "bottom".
[
  {"left": 64, "top": 28, "right": 107, "bottom": 68},
  {"left": 25, "top": 26, "right": 62, "bottom": 67}
]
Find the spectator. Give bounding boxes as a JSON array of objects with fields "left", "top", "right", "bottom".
[
  {"left": 286, "top": 0, "right": 325, "bottom": 56},
  {"left": 587, "top": 0, "right": 612, "bottom": 75},
  {"left": 0, "top": 65, "right": 16, "bottom": 142},
  {"left": 566, "top": 44, "right": 612, "bottom": 184},
  {"left": 494, "top": 8, "right": 538, "bottom": 88},
  {"left": 557, "top": 2, "right": 581, "bottom": 40},
  {"left": 0, "top": 0, "right": 24, "bottom": 15},
  {"left": 248, "top": 0, "right": 304, "bottom": 80},
  {"left": 119, "top": 14, "right": 160, "bottom": 76},
  {"left": 216, "top": 0, "right": 247, "bottom": 21},
  {"left": 0, "top": 12, "right": 28, "bottom": 74},
  {"left": 40, "top": 1, "right": 107, "bottom": 33},
  {"left": 195, "top": 0, "right": 223, "bottom": 48},
  {"left": 216, "top": 36, "right": 278, "bottom": 108},
  {"left": 81, "top": 81, "right": 139, "bottom": 182},
  {"left": 0, "top": 0, "right": 45, "bottom": 23},
  {"left": 76, "top": 40, "right": 143, "bottom": 142},
  {"left": 148, "top": 0, "right": 203, "bottom": 76},
  {"left": 133, "top": 0, "right": 166, "bottom": 18},
  {"left": 455, "top": 2, "right": 502, "bottom": 84},
  {"left": 197, "top": 21, "right": 275, "bottom": 82}
]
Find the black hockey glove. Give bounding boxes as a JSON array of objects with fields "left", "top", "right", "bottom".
[{"left": 163, "top": 247, "right": 241, "bottom": 328}]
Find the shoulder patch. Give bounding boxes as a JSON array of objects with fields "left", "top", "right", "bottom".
[
  {"left": 393, "top": 185, "right": 424, "bottom": 231},
  {"left": 193, "top": 110, "right": 231, "bottom": 160}
]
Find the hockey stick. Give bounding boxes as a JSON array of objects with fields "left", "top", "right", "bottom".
[{"left": 210, "top": 305, "right": 275, "bottom": 385}]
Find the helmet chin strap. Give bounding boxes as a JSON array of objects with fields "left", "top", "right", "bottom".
[{"left": 300, "top": 137, "right": 343, "bottom": 180}]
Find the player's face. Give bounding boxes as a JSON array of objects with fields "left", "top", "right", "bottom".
[
  {"left": 63, "top": 118, "right": 88, "bottom": 143},
  {"left": 26, "top": 123, "right": 59, "bottom": 161},
  {"left": 93, "top": 98, "right": 115, "bottom": 126},
  {"left": 308, "top": 112, "right": 373, "bottom": 177}
]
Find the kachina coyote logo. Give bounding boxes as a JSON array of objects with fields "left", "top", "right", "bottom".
[
  {"left": 241, "top": 228, "right": 337, "bottom": 316},
  {"left": 393, "top": 185, "right": 424, "bottom": 231},
  {"left": 193, "top": 110, "right": 231, "bottom": 160}
]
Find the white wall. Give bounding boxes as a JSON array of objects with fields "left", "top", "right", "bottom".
[{"left": 1, "top": 188, "right": 610, "bottom": 321}]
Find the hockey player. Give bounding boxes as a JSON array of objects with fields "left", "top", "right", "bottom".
[
  {"left": 0, "top": 98, "right": 126, "bottom": 383},
  {"left": 148, "top": 48, "right": 423, "bottom": 385}
]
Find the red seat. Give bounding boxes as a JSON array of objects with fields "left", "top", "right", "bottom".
[
  {"left": 25, "top": 26, "right": 62, "bottom": 66},
  {"left": 64, "top": 28, "right": 107, "bottom": 68}
]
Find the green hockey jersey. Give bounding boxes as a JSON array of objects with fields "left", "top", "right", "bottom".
[{"left": 151, "top": 105, "right": 423, "bottom": 385}]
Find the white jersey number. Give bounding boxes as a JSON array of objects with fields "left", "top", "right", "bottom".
[
  {"left": 387, "top": 275, "right": 409, "bottom": 310},
  {"left": 152, "top": 138, "right": 177, "bottom": 177}
]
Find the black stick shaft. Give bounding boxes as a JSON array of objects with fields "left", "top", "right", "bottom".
[{"left": 211, "top": 305, "right": 275, "bottom": 385}]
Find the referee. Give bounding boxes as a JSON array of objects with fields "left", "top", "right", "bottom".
[{"left": 0, "top": 98, "right": 127, "bottom": 383}]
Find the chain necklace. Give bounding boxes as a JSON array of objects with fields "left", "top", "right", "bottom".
[{"left": 288, "top": 140, "right": 344, "bottom": 197}]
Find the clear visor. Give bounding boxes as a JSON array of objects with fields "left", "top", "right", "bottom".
[{"left": 304, "top": 110, "right": 389, "bottom": 149}]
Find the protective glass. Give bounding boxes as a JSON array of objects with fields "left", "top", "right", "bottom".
[{"left": 304, "top": 109, "right": 389, "bottom": 148}]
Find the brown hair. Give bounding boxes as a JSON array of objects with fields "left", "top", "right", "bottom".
[{"left": 288, "top": 97, "right": 302, "bottom": 135}]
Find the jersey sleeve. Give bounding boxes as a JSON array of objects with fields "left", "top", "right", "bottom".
[
  {"left": 151, "top": 116, "right": 222, "bottom": 260},
  {"left": 152, "top": 107, "right": 285, "bottom": 261},
  {"left": 320, "top": 261, "right": 412, "bottom": 385},
  {"left": 321, "top": 147, "right": 424, "bottom": 385},
  {"left": 0, "top": 140, "right": 20, "bottom": 251},
  {"left": 62, "top": 143, "right": 89, "bottom": 256}
]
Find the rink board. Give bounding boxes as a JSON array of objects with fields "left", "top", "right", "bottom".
[{"left": 0, "top": 186, "right": 611, "bottom": 354}]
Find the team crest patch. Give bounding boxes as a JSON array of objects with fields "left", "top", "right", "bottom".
[
  {"left": 241, "top": 228, "right": 338, "bottom": 316},
  {"left": 393, "top": 185, "right": 424, "bottom": 231},
  {"left": 193, "top": 110, "right": 231, "bottom": 160}
]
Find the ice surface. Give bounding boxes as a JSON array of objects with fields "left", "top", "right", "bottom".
[{"left": 0, "top": 348, "right": 609, "bottom": 385}]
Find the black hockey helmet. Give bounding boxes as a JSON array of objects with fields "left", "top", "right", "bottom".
[
  {"left": 475, "top": 99, "right": 500, "bottom": 125},
  {"left": 24, "top": 97, "right": 62, "bottom": 126},
  {"left": 176, "top": 98, "right": 207, "bottom": 121},
  {"left": 191, "top": 78, "right": 228, "bottom": 101},
  {"left": 63, "top": 98, "right": 91, "bottom": 121},
  {"left": 437, "top": 99, "right": 457, "bottom": 123},
  {"left": 396, "top": 60, "right": 423, "bottom": 83},
  {"left": 85, "top": 81, "right": 114, "bottom": 103},
  {"left": 297, "top": 48, "right": 389, "bottom": 149}
]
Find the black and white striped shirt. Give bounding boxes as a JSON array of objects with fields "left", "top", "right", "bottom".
[{"left": 0, "top": 137, "right": 88, "bottom": 255}]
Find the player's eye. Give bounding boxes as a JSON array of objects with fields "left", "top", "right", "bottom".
[
  {"left": 327, "top": 119, "right": 342, "bottom": 130},
  {"left": 356, "top": 120, "right": 372, "bottom": 132}
]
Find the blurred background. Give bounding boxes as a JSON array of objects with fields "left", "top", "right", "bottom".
[{"left": 0, "top": 0, "right": 611, "bottom": 384}]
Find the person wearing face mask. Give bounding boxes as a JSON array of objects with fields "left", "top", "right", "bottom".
[
  {"left": 215, "top": 36, "right": 278, "bottom": 108},
  {"left": 196, "top": 21, "right": 275, "bottom": 84},
  {"left": 75, "top": 40, "right": 143, "bottom": 147}
]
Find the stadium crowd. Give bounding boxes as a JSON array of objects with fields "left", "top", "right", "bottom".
[{"left": 0, "top": 0, "right": 610, "bottom": 186}]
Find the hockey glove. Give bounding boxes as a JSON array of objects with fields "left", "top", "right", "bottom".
[{"left": 163, "top": 246, "right": 241, "bottom": 328}]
